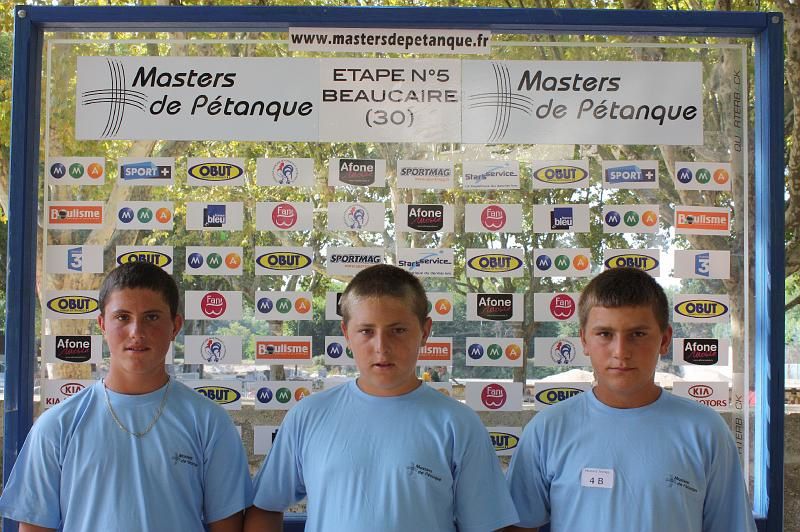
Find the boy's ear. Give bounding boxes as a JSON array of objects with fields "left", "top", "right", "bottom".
[
  {"left": 171, "top": 314, "right": 184, "bottom": 340},
  {"left": 659, "top": 325, "right": 673, "bottom": 355},
  {"left": 340, "top": 320, "right": 348, "bottom": 340},
  {"left": 421, "top": 317, "right": 433, "bottom": 345}
]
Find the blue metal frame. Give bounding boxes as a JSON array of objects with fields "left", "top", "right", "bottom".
[{"left": 5, "top": 5, "right": 784, "bottom": 531}]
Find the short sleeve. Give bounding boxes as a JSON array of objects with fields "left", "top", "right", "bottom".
[
  {"left": 701, "top": 420, "right": 757, "bottom": 532},
  {"left": 452, "top": 418, "right": 519, "bottom": 532},
  {"left": 0, "top": 412, "right": 64, "bottom": 528},
  {"left": 251, "top": 406, "right": 307, "bottom": 511},
  {"left": 506, "top": 418, "right": 551, "bottom": 528},
  {"left": 202, "top": 413, "right": 254, "bottom": 523}
]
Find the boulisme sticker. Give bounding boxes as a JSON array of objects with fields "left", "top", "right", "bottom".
[
  {"left": 256, "top": 158, "right": 315, "bottom": 187},
  {"left": 47, "top": 201, "right": 104, "bottom": 230},
  {"left": 464, "top": 203, "right": 523, "bottom": 233},
  {"left": 465, "top": 382, "right": 523, "bottom": 412},
  {"left": 418, "top": 337, "right": 453, "bottom": 366},
  {"left": 186, "top": 157, "right": 246, "bottom": 187},
  {"left": 255, "top": 202, "right": 314, "bottom": 232},
  {"left": 328, "top": 158, "right": 386, "bottom": 187},
  {"left": 327, "top": 202, "right": 386, "bottom": 232},
  {"left": 254, "top": 336, "right": 313, "bottom": 365},
  {"left": 674, "top": 206, "right": 731, "bottom": 236},
  {"left": 462, "top": 160, "right": 520, "bottom": 190},
  {"left": 530, "top": 160, "right": 590, "bottom": 189},
  {"left": 47, "top": 157, "right": 105, "bottom": 185},
  {"left": 184, "top": 291, "right": 243, "bottom": 321},
  {"left": 465, "top": 338, "right": 524, "bottom": 368},
  {"left": 396, "top": 160, "right": 454, "bottom": 189}
]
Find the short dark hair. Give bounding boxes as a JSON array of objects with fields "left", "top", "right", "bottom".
[
  {"left": 578, "top": 267, "right": 669, "bottom": 331},
  {"left": 99, "top": 262, "right": 180, "bottom": 318},
  {"left": 340, "top": 264, "right": 428, "bottom": 325}
]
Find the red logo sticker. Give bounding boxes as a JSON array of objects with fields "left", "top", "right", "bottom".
[
  {"left": 481, "top": 383, "right": 507, "bottom": 409},
  {"left": 549, "top": 294, "right": 576, "bottom": 320},
  {"left": 272, "top": 203, "right": 298, "bottom": 229},
  {"left": 201, "top": 292, "right": 227, "bottom": 318},
  {"left": 481, "top": 205, "right": 506, "bottom": 231}
]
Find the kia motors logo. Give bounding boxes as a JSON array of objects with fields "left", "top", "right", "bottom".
[
  {"left": 201, "top": 292, "right": 227, "bottom": 318},
  {"left": 688, "top": 384, "right": 713, "bottom": 398}
]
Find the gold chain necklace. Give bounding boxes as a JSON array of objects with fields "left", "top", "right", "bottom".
[{"left": 102, "top": 378, "right": 171, "bottom": 438}]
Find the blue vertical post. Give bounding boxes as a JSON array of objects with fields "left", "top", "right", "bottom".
[
  {"left": 753, "top": 12, "right": 785, "bottom": 532},
  {"left": 3, "top": 7, "right": 43, "bottom": 532}
]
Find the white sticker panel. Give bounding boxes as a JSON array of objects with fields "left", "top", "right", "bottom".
[
  {"left": 602, "top": 205, "right": 659, "bottom": 233},
  {"left": 255, "top": 201, "right": 314, "bottom": 231},
  {"left": 256, "top": 158, "right": 316, "bottom": 187},
  {"left": 324, "top": 336, "right": 356, "bottom": 366},
  {"left": 185, "top": 379, "right": 243, "bottom": 411},
  {"left": 43, "top": 335, "right": 103, "bottom": 364},
  {"left": 116, "top": 201, "right": 173, "bottom": 230},
  {"left": 47, "top": 201, "right": 105, "bottom": 230},
  {"left": 465, "top": 381, "right": 523, "bottom": 412},
  {"left": 465, "top": 337, "right": 524, "bottom": 367},
  {"left": 533, "top": 292, "right": 580, "bottom": 322},
  {"left": 462, "top": 160, "right": 520, "bottom": 190},
  {"left": 325, "top": 292, "right": 344, "bottom": 320},
  {"left": 533, "top": 337, "right": 591, "bottom": 367},
  {"left": 464, "top": 203, "right": 523, "bottom": 233},
  {"left": 184, "top": 246, "right": 243, "bottom": 276},
  {"left": 254, "top": 425, "right": 281, "bottom": 456},
  {"left": 183, "top": 335, "right": 243, "bottom": 365},
  {"left": 532, "top": 204, "right": 590, "bottom": 233},
  {"left": 426, "top": 382, "right": 454, "bottom": 397},
  {"left": 488, "top": 426, "right": 523, "bottom": 456},
  {"left": 533, "top": 248, "right": 592, "bottom": 277},
  {"left": 254, "top": 336, "right": 313, "bottom": 365},
  {"left": 467, "top": 293, "right": 524, "bottom": 322},
  {"left": 42, "top": 379, "right": 95, "bottom": 409},
  {"left": 602, "top": 249, "right": 661, "bottom": 276},
  {"left": 672, "top": 294, "right": 730, "bottom": 324},
  {"left": 44, "top": 290, "right": 100, "bottom": 320},
  {"left": 186, "top": 157, "right": 246, "bottom": 186},
  {"left": 115, "top": 246, "right": 174, "bottom": 273},
  {"left": 671, "top": 381, "right": 730, "bottom": 411},
  {"left": 530, "top": 160, "right": 590, "bottom": 189},
  {"left": 326, "top": 246, "right": 385, "bottom": 276},
  {"left": 184, "top": 291, "right": 243, "bottom": 321},
  {"left": 185, "top": 202, "right": 244, "bottom": 231},
  {"left": 672, "top": 338, "right": 731, "bottom": 367},
  {"left": 45, "top": 245, "right": 104, "bottom": 274},
  {"left": 601, "top": 160, "right": 659, "bottom": 189},
  {"left": 254, "top": 292, "right": 314, "bottom": 321},
  {"left": 464, "top": 248, "right": 525, "bottom": 278},
  {"left": 328, "top": 158, "right": 387, "bottom": 187},
  {"left": 253, "top": 381, "right": 313, "bottom": 410},
  {"left": 533, "top": 381, "right": 592, "bottom": 410},
  {"left": 418, "top": 337, "right": 453, "bottom": 366},
  {"left": 254, "top": 246, "right": 314, "bottom": 276},
  {"left": 396, "top": 160, "right": 454, "bottom": 189},
  {"left": 327, "top": 202, "right": 386, "bottom": 232},
  {"left": 395, "top": 204, "right": 455, "bottom": 233},
  {"left": 427, "top": 292, "right": 454, "bottom": 322},
  {"left": 674, "top": 161, "right": 732, "bottom": 191},
  {"left": 674, "top": 206, "right": 731, "bottom": 236},
  {"left": 47, "top": 157, "right": 105, "bottom": 185},
  {"left": 673, "top": 250, "right": 730, "bottom": 279},
  {"left": 118, "top": 157, "right": 175, "bottom": 186},
  {"left": 397, "top": 248, "right": 454, "bottom": 277}
]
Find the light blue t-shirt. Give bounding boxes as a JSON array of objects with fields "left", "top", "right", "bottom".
[
  {"left": 506, "top": 389, "right": 756, "bottom": 532},
  {"left": 252, "top": 380, "right": 519, "bottom": 532},
  {"left": 0, "top": 379, "right": 252, "bottom": 531}
]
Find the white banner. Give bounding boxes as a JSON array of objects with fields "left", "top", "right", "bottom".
[
  {"left": 465, "top": 382, "right": 523, "bottom": 412},
  {"left": 674, "top": 161, "right": 732, "bottom": 191},
  {"left": 46, "top": 245, "right": 104, "bottom": 274},
  {"left": 464, "top": 203, "right": 523, "bottom": 233},
  {"left": 462, "top": 160, "right": 520, "bottom": 190},
  {"left": 427, "top": 293, "right": 454, "bottom": 322},
  {"left": 324, "top": 336, "right": 356, "bottom": 366},
  {"left": 184, "top": 291, "right": 243, "bottom": 321},
  {"left": 184, "top": 335, "right": 243, "bottom": 365},
  {"left": 255, "top": 202, "right": 314, "bottom": 231},
  {"left": 185, "top": 202, "right": 243, "bottom": 231},
  {"left": 673, "top": 250, "right": 730, "bottom": 279},
  {"left": 465, "top": 338, "right": 524, "bottom": 367},
  {"left": 327, "top": 202, "right": 386, "bottom": 232},
  {"left": 256, "top": 158, "right": 315, "bottom": 187},
  {"left": 532, "top": 204, "right": 590, "bottom": 233},
  {"left": 396, "top": 160, "right": 454, "bottom": 189},
  {"left": 116, "top": 201, "right": 173, "bottom": 230},
  {"left": 397, "top": 248, "right": 454, "bottom": 277},
  {"left": 533, "top": 292, "right": 580, "bottom": 322},
  {"left": 254, "top": 425, "right": 281, "bottom": 456},
  {"left": 462, "top": 61, "right": 702, "bottom": 145},
  {"left": 533, "top": 337, "right": 591, "bottom": 367},
  {"left": 42, "top": 379, "right": 95, "bottom": 409},
  {"left": 325, "top": 292, "right": 344, "bottom": 320},
  {"left": 326, "top": 247, "right": 385, "bottom": 275},
  {"left": 671, "top": 381, "right": 729, "bottom": 411}
]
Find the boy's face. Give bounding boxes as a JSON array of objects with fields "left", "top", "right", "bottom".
[
  {"left": 98, "top": 288, "right": 183, "bottom": 390},
  {"left": 580, "top": 304, "right": 672, "bottom": 409},
  {"left": 342, "top": 295, "right": 432, "bottom": 397}
]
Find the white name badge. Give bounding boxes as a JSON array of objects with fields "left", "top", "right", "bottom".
[{"left": 581, "top": 468, "right": 614, "bottom": 489}]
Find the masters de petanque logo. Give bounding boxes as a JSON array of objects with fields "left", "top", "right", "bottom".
[{"left": 80, "top": 59, "right": 147, "bottom": 138}]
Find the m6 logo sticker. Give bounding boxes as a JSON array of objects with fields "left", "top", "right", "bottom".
[
  {"left": 603, "top": 249, "right": 660, "bottom": 276},
  {"left": 325, "top": 336, "right": 356, "bottom": 366},
  {"left": 530, "top": 160, "right": 590, "bottom": 189},
  {"left": 466, "top": 337, "right": 524, "bottom": 367},
  {"left": 427, "top": 292, "right": 454, "bottom": 322},
  {"left": 185, "top": 246, "right": 243, "bottom": 276},
  {"left": 184, "top": 335, "right": 243, "bottom": 365},
  {"left": 255, "top": 291, "right": 313, "bottom": 321},
  {"left": 184, "top": 291, "right": 243, "bottom": 321},
  {"left": 672, "top": 294, "right": 730, "bottom": 324},
  {"left": 534, "top": 249, "right": 591, "bottom": 277},
  {"left": 186, "top": 157, "right": 246, "bottom": 186},
  {"left": 533, "top": 382, "right": 591, "bottom": 410},
  {"left": 187, "top": 380, "right": 243, "bottom": 410},
  {"left": 47, "top": 157, "right": 105, "bottom": 185},
  {"left": 254, "top": 381, "right": 312, "bottom": 410},
  {"left": 44, "top": 291, "right": 100, "bottom": 320},
  {"left": 116, "top": 201, "right": 173, "bottom": 230},
  {"left": 256, "top": 157, "right": 315, "bottom": 187},
  {"left": 533, "top": 337, "right": 590, "bottom": 367},
  {"left": 464, "top": 204, "right": 522, "bottom": 233},
  {"left": 533, "top": 293, "right": 580, "bottom": 322},
  {"left": 603, "top": 205, "right": 659, "bottom": 233},
  {"left": 418, "top": 337, "right": 453, "bottom": 366},
  {"left": 674, "top": 162, "right": 732, "bottom": 191},
  {"left": 255, "top": 201, "right": 314, "bottom": 231},
  {"left": 465, "top": 381, "right": 523, "bottom": 411}
]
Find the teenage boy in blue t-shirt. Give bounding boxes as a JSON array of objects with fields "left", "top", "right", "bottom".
[
  {"left": 0, "top": 263, "right": 252, "bottom": 531},
  {"left": 246, "top": 264, "right": 519, "bottom": 532},
  {"left": 506, "top": 267, "right": 756, "bottom": 532}
]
